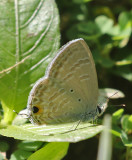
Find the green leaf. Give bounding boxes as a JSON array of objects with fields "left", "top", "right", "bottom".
[
  {"left": 111, "top": 128, "right": 121, "bottom": 137},
  {"left": 0, "top": 122, "right": 104, "bottom": 142},
  {"left": 120, "top": 130, "right": 132, "bottom": 147},
  {"left": 93, "top": 48, "right": 115, "bottom": 68},
  {"left": 113, "top": 109, "right": 124, "bottom": 119},
  {"left": 112, "top": 109, "right": 124, "bottom": 124},
  {"left": 10, "top": 149, "right": 32, "bottom": 160},
  {"left": 118, "top": 11, "right": 132, "bottom": 30},
  {"left": 95, "top": 16, "right": 114, "bottom": 34},
  {"left": 18, "top": 141, "right": 43, "bottom": 152},
  {"left": 121, "top": 115, "right": 132, "bottom": 132},
  {"left": 113, "top": 11, "right": 132, "bottom": 47},
  {"left": 98, "top": 57, "right": 115, "bottom": 68},
  {"left": 0, "top": 141, "right": 9, "bottom": 152},
  {"left": 0, "top": 0, "right": 60, "bottom": 124},
  {"left": 112, "top": 66, "right": 132, "bottom": 81},
  {"left": 27, "top": 142, "right": 69, "bottom": 160},
  {"left": 73, "top": 0, "right": 92, "bottom": 3},
  {"left": 66, "top": 21, "right": 100, "bottom": 41},
  {"left": 111, "top": 109, "right": 124, "bottom": 137},
  {"left": 116, "top": 54, "right": 132, "bottom": 66}
]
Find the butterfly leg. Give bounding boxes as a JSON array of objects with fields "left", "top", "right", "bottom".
[
  {"left": 69, "top": 120, "right": 79, "bottom": 130},
  {"left": 72, "top": 119, "right": 82, "bottom": 131},
  {"left": 60, "top": 119, "right": 82, "bottom": 134},
  {"left": 91, "top": 115, "right": 98, "bottom": 126},
  {"left": 69, "top": 113, "right": 85, "bottom": 131}
]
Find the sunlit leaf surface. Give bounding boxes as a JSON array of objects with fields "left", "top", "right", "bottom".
[{"left": 0, "top": 122, "right": 104, "bottom": 142}]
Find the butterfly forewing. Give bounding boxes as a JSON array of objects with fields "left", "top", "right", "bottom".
[{"left": 47, "top": 39, "right": 98, "bottom": 109}]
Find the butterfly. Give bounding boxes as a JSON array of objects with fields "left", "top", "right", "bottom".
[{"left": 27, "top": 38, "right": 106, "bottom": 125}]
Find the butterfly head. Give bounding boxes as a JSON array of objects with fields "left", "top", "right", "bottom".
[
  {"left": 96, "top": 91, "right": 119, "bottom": 117},
  {"left": 95, "top": 98, "right": 111, "bottom": 117},
  {"left": 96, "top": 103, "right": 108, "bottom": 117}
]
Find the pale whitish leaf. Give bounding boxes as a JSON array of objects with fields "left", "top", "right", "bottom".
[
  {"left": 98, "top": 88, "right": 125, "bottom": 111},
  {"left": 0, "top": 122, "right": 104, "bottom": 142},
  {"left": 99, "top": 88, "right": 125, "bottom": 99}
]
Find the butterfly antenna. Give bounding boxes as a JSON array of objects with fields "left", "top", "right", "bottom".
[
  {"left": 106, "top": 91, "right": 118, "bottom": 102},
  {"left": 107, "top": 91, "right": 118, "bottom": 99},
  {"left": 109, "top": 104, "right": 126, "bottom": 107},
  {"left": 104, "top": 91, "right": 126, "bottom": 111},
  {"left": 106, "top": 91, "right": 119, "bottom": 104}
]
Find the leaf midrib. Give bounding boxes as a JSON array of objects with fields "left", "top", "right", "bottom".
[{"left": 13, "top": 0, "right": 20, "bottom": 107}]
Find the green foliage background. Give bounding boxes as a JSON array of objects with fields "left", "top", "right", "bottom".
[
  {"left": 56, "top": 0, "right": 132, "bottom": 159},
  {"left": 0, "top": 0, "right": 132, "bottom": 160}
]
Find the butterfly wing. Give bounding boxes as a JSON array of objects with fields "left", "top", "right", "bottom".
[{"left": 28, "top": 39, "right": 98, "bottom": 124}]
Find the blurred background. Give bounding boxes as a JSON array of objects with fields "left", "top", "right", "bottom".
[{"left": 55, "top": 0, "right": 132, "bottom": 159}]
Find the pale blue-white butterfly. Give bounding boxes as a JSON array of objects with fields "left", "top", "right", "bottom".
[{"left": 27, "top": 38, "right": 107, "bottom": 125}]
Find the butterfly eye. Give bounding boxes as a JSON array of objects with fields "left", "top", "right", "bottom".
[
  {"left": 97, "top": 105, "right": 102, "bottom": 114},
  {"left": 32, "top": 106, "right": 39, "bottom": 113}
]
